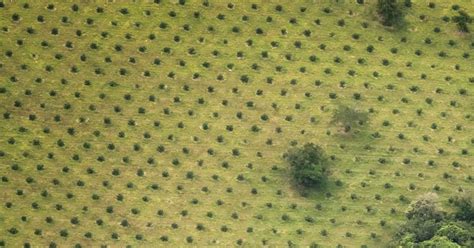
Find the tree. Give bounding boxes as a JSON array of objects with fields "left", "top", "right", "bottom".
[
  {"left": 404, "top": 219, "right": 443, "bottom": 243},
  {"left": 394, "top": 193, "right": 474, "bottom": 247},
  {"left": 285, "top": 143, "right": 329, "bottom": 187},
  {"left": 406, "top": 193, "right": 445, "bottom": 223},
  {"left": 377, "top": 0, "right": 404, "bottom": 27},
  {"left": 452, "top": 194, "right": 474, "bottom": 223},
  {"left": 420, "top": 236, "right": 461, "bottom": 248},
  {"left": 436, "top": 223, "right": 470, "bottom": 245},
  {"left": 452, "top": 10, "right": 472, "bottom": 33},
  {"left": 331, "top": 105, "right": 368, "bottom": 134},
  {"left": 396, "top": 193, "right": 446, "bottom": 242}
]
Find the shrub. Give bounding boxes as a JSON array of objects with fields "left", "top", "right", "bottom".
[
  {"left": 284, "top": 143, "right": 329, "bottom": 187},
  {"left": 377, "top": 0, "right": 404, "bottom": 27}
]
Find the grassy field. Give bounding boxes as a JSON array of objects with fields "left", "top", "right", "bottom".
[{"left": 0, "top": 1, "right": 473, "bottom": 247}]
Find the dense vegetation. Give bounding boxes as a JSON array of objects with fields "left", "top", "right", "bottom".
[
  {"left": 394, "top": 193, "right": 473, "bottom": 247},
  {"left": 376, "top": 0, "right": 405, "bottom": 27},
  {"left": 0, "top": 1, "right": 472, "bottom": 247},
  {"left": 285, "top": 143, "right": 330, "bottom": 187}
]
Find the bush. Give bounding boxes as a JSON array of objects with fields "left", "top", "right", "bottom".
[
  {"left": 285, "top": 143, "right": 329, "bottom": 187},
  {"left": 377, "top": 0, "right": 404, "bottom": 27}
]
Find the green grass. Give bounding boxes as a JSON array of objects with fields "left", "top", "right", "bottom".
[{"left": 0, "top": 1, "right": 472, "bottom": 247}]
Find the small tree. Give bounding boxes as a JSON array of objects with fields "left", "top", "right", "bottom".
[
  {"left": 285, "top": 143, "right": 329, "bottom": 187},
  {"left": 377, "top": 0, "right": 404, "bottom": 27},
  {"left": 452, "top": 10, "right": 472, "bottom": 33},
  {"left": 331, "top": 105, "right": 368, "bottom": 133}
]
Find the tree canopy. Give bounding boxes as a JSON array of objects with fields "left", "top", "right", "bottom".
[
  {"left": 394, "top": 193, "right": 474, "bottom": 247},
  {"left": 377, "top": 0, "right": 404, "bottom": 27},
  {"left": 285, "top": 143, "right": 329, "bottom": 187}
]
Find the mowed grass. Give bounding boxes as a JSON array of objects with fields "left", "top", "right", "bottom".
[{"left": 0, "top": 1, "right": 473, "bottom": 247}]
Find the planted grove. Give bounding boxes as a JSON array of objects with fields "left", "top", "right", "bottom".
[{"left": 0, "top": 1, "right": 472, "bottom": 247}]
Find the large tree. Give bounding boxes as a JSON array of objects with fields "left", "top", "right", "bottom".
[{"left": 396, "top": 193, "right": 446, "bottom": 242}]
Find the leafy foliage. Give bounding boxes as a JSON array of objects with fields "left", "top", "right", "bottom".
[
  {"left": 419, "top": 235, "right": 461, "bottom": 248},
  {"left": 395, "top": 193, "right": 445, "bottom": 243},
  {"left": 376, "top": 0, "right": 404, "bottom": 27},
  {"left": 452, "top": 193, "right": 474, "bottom": 224},
  {"left": 436, "top": 223, "right": 470, "bottom": 245},
  {"left": 394, "top": 193, "right": 474, "bottom": 247},
  {"left": 285, "top": 143, "right": 329, "bottom": 187},
  {"left": 405, "top": 193, "right": 445, "bottom": 223}
]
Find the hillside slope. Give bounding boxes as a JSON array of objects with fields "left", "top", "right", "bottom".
[{"left": 0, "top": 1, "right": 472, "bottom": 247}]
